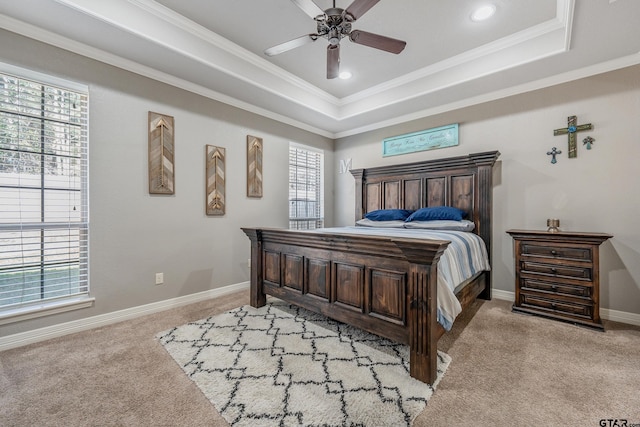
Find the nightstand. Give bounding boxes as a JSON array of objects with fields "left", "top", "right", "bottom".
[{"left": 506, "top": 229, "right": 612, "bottom": 330}]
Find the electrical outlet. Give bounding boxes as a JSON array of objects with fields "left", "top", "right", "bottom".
[{"left": 155, "top": 272, "right": 164, "bottom": 285}]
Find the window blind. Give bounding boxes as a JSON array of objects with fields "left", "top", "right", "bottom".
[
  {"left": 289, "top": 144, "right": 323, "bottom": 230},
  {"left": 0, "top": 67, "right": 89, "bottom": 312}
]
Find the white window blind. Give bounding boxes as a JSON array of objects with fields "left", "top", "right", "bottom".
[
  {"left": 0, "top": 66, "right": 89, "bottom": 314},
  {"left": 289, "top": 143, "right": 323, "bottom": 230}
]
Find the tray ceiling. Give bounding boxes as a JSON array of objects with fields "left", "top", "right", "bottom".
[{"left": 1, "top": 0, "right": 639, "bottom": 138}]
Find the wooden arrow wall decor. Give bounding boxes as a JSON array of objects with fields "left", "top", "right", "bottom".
[
  {"left": 247, "top": 135, "right": 263, "bottom": 198},
  {"left": 148, "top": 111, "right": 175, "bottom": 194},
  {"left": 206, "top": 145, "right": 226, "bottom": 215}
]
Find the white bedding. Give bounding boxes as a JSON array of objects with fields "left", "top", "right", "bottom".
[{"left": 317, "top": 227, "right": 491, "bottom": 331}]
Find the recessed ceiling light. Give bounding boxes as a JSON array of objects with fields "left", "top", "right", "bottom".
[
  {"left": 471, "top": 4, "right": 496, "bottom": 22},
  {"left": 339, "top": 71, "right": 352, "bottom": 80}
]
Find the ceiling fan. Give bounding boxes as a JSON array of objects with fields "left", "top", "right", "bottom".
[{"left": 264, "top": 0, "right": 407, "bottom": 79}]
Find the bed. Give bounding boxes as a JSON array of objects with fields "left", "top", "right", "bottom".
[{"left": 242, "top": 150, "right": 500, "bottom": 384}]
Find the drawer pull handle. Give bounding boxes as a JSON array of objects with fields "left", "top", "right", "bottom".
[
  {"left": 550, "top": 268, "right": 557, "bottom": 274},
  {"left": 551, "top": 285, "right": 558, "bottom": 292},
  {"left": 550, "top": 250, "right": 557, "bottom": 256}
]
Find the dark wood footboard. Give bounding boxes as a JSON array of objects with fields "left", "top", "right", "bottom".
[{"left": 243, "top": 227, "right": 450, "bottom": 384}]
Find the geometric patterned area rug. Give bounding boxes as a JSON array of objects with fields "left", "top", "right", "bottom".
[{"left": 157, "top": 301, "right": 450, "bottom": 427}]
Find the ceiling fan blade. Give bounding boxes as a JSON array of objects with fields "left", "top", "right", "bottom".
[
  {"left": 344, "top": 0, "right": 380, "bottom": 21},
  {"left": 264, "top": 34, "right": 317, "bottom": 56},
  {"left": 290, "top": 0, "right": 324, "bottom": 19},
  {"left": 349, "top": 30, "right": 406, "bottom": 54},
  {"left": 327, "top": 44, "right": 340, "bottom": 79}
]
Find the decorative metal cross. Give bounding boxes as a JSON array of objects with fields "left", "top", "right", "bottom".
[
  {"left": 583, "top": 136, "right": 594, "bottom": 150},
  {"left": 553, "top": 115, "right": 592, "bottom": 158},
  {"left": 547, "top": 147, "right": 561, "bottom": 164}
]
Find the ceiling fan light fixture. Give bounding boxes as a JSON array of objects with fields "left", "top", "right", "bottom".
[
  {"left": 471, "top": 4, "right": 496, "bottom": 22},
  {"left": 266, "top": 0, "right": 407, "bottom": 79}
]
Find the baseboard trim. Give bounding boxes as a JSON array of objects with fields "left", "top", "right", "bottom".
[
  {"left": 0, "top": 281, "right": 250, "bottom": 352},
  {"left": 4, "top": 283, "right": 637, "bottom": 352},
  {"left": 491, "top": 289, "right": 516, "bottom": 302},
  {"left": 600, "top": 307, "right": 640, "bottom": 327},
  {"left": 491, "top": 289, "right": 640, "bottom": 327}
]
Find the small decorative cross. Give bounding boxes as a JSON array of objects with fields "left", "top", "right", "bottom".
[
  {"left": 554, "top": 115, "right": 592, "bottom": 158},
  {"left": 583, "top": 136, "right": 594, "bottom": 150},
  {"left": 547, "top": 147, "right": 561, "bottom": 164}
]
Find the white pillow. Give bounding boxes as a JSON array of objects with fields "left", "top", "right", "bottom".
[
  {"left": 355, "top": 218, "right": 406, "bottom": 228},
  {"left": 403, "top": 219, "right": 475, "bottom": 231}
]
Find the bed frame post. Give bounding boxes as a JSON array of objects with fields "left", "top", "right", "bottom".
[
  {"left": 351, "top": 168, "right": 365, "bottom": 222},
  {"left": 241, "top": 228, "right": 266, "bottom": 308},
  {"left": 396, "top": 240, "right": 448, "bottom": 384},
  {"left": 408, "top": 262, "right": 439, "bottom": 384},
  {"left": 469, "top": 152, "right": 500, "bottom": 300}
]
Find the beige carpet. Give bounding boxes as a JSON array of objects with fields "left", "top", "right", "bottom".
[{"left": 1, "top": 290, "right": 639, "bottom": 426}]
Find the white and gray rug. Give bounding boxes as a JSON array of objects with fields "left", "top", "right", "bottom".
[{"left": 157, "top": 301, "right": 450, "bottom": 427}]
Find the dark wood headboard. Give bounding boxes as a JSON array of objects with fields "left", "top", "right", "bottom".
[{"left": 350, "top": 150, "right": 500, "bottom": 292}]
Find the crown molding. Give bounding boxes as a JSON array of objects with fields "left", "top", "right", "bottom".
[
  {"left": 0, "top": 13, "right": 335, "bottom": 138},
  {"left": 127, "top": 0, "right": 340, "bottom": 105},
  {"left": 334, "top": 52, "right": 640, "bottom": 139},
  {"left": 2, "top": 0, "right": 636, "bottom": 139}
]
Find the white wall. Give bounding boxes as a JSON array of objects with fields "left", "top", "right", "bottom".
[
  {"left": 334, "top": 65, "right": 640, "bottom": 316},
  {"left": 0, "top": 30, "right": 334, "bottom": 336}
]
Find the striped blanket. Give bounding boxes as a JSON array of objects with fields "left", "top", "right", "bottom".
[{"left": 317, "top": 227, "right": 491, "bottom": 331}]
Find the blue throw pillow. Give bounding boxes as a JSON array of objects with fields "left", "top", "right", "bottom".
[
  {"left": 405, "top": 206, "right": 466, "bottom": 222},
  {"left": 364, "top": 209, "right": 414, "bottom": 221}
]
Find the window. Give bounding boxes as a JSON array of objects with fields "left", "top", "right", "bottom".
[
  {"left": 0, "top": 63, "right": 90, "bottom": 322},
  {"left": 289, "top": 143, "right": 323, "bottom": 230}
]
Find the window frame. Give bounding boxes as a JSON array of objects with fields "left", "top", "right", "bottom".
[
  {"left": 0, "top": 62, "right": 92, "bottom": 325},
  {"left": 288, "top": 142, "right": 324, "bottom": 230}
]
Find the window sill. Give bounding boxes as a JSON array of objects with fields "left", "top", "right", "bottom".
[{"left": 0, "top": 296, "right": 95, "bottom": 326}]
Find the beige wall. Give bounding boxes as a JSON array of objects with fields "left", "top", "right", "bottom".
[
  {"left": 334, "top": 65, "right": 640, "bottom": 316},
  {"left": 2, "top": 27, "right": 639, "bottom": 339},
  {"left": 0, "top": 30, "right": 334, "bottom": 336}
]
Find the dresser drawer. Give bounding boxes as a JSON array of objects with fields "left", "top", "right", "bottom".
[
  {"left": 521, "top": 261, "right": 592, "bottom": 280},
  {"left": 520, "top": 278, "right": 592, "bottom": 298},
  {"left": 519, "top": 294, "right": 593, "bottom": 319},
  {"left": 521, "top": 242, "right": 592, "bottom": 262}
]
